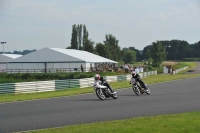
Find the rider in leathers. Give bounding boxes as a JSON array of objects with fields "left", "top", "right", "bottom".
[
  {"left": 130, "top": 71, "right": 147, "bottom": 90},
  {"left": 94, "top": 74, "right": 116, "bottom": 94}
]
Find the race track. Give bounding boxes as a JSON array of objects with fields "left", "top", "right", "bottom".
[{"left": 1, "top": 64, "right": 200, "bottom": 133}]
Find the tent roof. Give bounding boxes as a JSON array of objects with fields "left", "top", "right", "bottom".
[
  {"left": 50, "top": 48, "right": 118, "bottom": 63},
  {"left": 9, "top": 47, "right": 118, "bottom": 63},
  {"left": 1, "top": 54, "right": 22, "bottom": 59},
  {"left": 0, "top": 54, "right": 22, "bottom": 63}
]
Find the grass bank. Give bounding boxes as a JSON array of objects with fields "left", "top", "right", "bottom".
[{"left": 28, "top": 111, "right": 200, "bottom": 133}]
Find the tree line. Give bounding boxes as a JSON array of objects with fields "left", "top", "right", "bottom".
[
  {"left": 143, "top": 40, "right": 200, "bottom": 66},
  {"left": 68, "top": 24, "right": 121, "bottom": 61},
  {"left": 0, "top": 49, "right": 36, "bottom": 55},
  {"left": 69, "top": 24, "right": 200, "bottom": 67}
]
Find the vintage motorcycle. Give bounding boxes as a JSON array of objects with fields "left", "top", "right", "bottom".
[
  {"left": 131, "top": 78, "right": 150, "bottom": 96},
  {"left": 93, "top": 81, "right": 118, "bottom": 100}
]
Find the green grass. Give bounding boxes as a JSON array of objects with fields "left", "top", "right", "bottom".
[
  {"left": 0, "top": 62, "right": 199, "bottom": 103},
  {"left": 28, "top": 111, "right": 200, "bottom": 133},
  {"left": 0, "top": 88, "right": 94, "bottom": 103}
]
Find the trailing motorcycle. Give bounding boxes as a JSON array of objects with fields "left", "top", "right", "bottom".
[
  {"left": 131, "top": 78, "right": 150, "bottom": 96},
  {"left": 93, "top": 81, "right": 118, "bottom": 100}
]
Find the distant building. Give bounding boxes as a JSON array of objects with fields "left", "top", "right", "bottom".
[
  {"left": 0, "top": 54, "right": 22, "bottom": 71},
  {"left": 6, "top": 47, "right": 118, "bottom": 73}
]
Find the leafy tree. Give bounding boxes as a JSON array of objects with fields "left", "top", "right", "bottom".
[
  {"left": 121, "top": 48, "right": 128, "bottom": 61},
  {"left": 83, "top": 25, "right": 89, "bottom": 50},
  {"left": 148, "top": 58, "right": 153, "bottom": 66},
  {"left": 151, "top": 41, "right": 167, "bottom": 67},
  {"left": 12, "top": 49, "right": 36, "bottom": 55},
  {"left": 104, "top": 34, "right": 121, "bottom": 61},
  {"left": 143, "top": 45, "right": 153, "bottom": 60},
  {"left": 21, "top": 49, "right": 36, "bottom": 55},
  {"left": 77, "top": 24, "right": 83, "bottom": 50},
  {"left": 84, "top": 39, "right": 95, "bottom": 53},
  {"left": 188, "top": 41, "right": 200, "bottom": 58},
  {"left": 70, "top": 24, "right": 78, "bottom": 49},
  {"left": 159, "top": 40, "right": 190, "bottom": 60},
  {"left": 95, "top": 43, "right": 104, "bottom": 56},
  {"left": 123, "top": 50, "right": 136, "bottom": 64},
  {"left": 124, "top": 47, "right": 142, "bottom": 61},
  {"left": 95, "top": 43, "right": 111, "bottom": 58},
  {"left": 66, "top": 46, "right": 71, "bottom": 49}
]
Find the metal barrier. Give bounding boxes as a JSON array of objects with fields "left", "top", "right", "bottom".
[
  {"left": 172, "top": 66, "right": 188, "bottom": 74},
  {"left": 0, "top": 83, "right": 15, "bottom": 94},
  {"left": 15, "top": 81, "right": 55, "bottom": 94},
  {"left": 0, "top": 68, "right": 87, "bottom": 73}
]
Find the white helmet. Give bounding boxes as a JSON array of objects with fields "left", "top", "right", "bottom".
[
  {"left": 94, "top": 74, "right": 100, "bottom": 81},
  {"left": 131, "top": 71, "right": 136, "bottom": 77}
]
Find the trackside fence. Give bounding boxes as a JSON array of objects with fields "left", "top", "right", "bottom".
[
  {"left": 172, "top": 66, "right": 188, "bottom": 74},
  {"left": 0, "top": 70, "right": 157, "bottom": 95}
]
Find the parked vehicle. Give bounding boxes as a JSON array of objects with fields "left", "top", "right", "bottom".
[
  {"left": 131, "top": 78, "right": 150, "bottom": 96},
  {"left": 93, "top": 81, "right": 118, "bottom": 100}
]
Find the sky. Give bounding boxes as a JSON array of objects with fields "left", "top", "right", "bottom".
[{"left": 0, "top": 0, "right": 200, "bottom": 52}]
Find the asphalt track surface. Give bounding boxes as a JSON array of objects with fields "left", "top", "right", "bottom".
[
  {"left": 1, "top": 63, "right": 200, "bottom": 133},
  {"left": 185, "top": 62, "right": 200, "bottom": 74}
]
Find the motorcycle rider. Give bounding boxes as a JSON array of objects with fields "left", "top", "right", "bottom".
[
  {"left": 94, "top": 74, "right": 116, "bottom": 94},
  {"left": 130, "top": 71, "right": 147, "bottom": 91}
]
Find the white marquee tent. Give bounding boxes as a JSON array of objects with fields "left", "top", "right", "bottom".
[
  {"left": 0, "top": 54, "right": 22, "bottom": 71},
  {"left": 7, "top": 47, "right": 118, "bottom": 73}
]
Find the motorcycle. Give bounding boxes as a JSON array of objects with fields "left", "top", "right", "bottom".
[
  {"left": 131, "top": 78, "right": 150, "bottom": 96},
  {"left": 93, "top": 81, "right": 118, "bottom": 100}
]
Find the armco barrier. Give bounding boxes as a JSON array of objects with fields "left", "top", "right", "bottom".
[
  {"left": 55, "top": 79, "right": 80, "bottom": 90},
  {"left": 69, "top": 79, "right": 80, "bottom": 88},
  {"left": 55, "top": 80, "right": 70, "bottom": 90},
  {"left": 117, "top": 75, "right": 127, "bottom": 82},
  {"left": 15, "top": 81, "right": 55, "bottom": 94},
  {"left": 79, "top": 78, "right": 93, "bottom": 88},
  {"left": 0, "top": 70, "right": 157, "bottom": 95},
  {"left": 172, "top": 66, "right": 188, "bottom": 75},
  {"left": 0, "top": 83, "right": 15, "bottom": 94},
  {"left": 105, "top": 76, "right": 118, "bottom": 82}
]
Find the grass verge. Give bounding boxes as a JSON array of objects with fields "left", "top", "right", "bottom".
[{"left": 28, "top": 111, "right": 200, "bottom": 133}]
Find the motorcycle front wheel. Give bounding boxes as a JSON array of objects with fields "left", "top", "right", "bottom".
[
  {"left": 111, "top": 92, "right": 118, "bottom": 99},
  {"left": 96, "top": 88, "right": 106, "bottom": 100},
  {"left": 133, "top": 86, "right": 141, "bottom": 96},
  {"left": 146, "top": 87, "right": 150, "bottom": 95}
]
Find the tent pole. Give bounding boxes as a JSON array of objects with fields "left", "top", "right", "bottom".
[{"left": 69, "top": 63, "right": 71, "bottom": 72}]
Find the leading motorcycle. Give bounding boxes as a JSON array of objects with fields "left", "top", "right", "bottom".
[
  {"left": 131, "top": 78, "right": 150, "bottom": 96},
  {"left": 93, "top": 81, "right": 118, "bottom": 100}
]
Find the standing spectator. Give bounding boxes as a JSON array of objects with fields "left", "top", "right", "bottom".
[
  {"left": 81, "top": 64, "right": 84, "bottom": 72},
  {"left": 124, "top": 64, "right": 129, "bottom": 73},
  {"left": 130, "top": 66, "right": 134, "bottom": 72}
]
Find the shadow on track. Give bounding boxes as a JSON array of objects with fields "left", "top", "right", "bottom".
[{"left": 70, "top": 98, "right": 114, "bottom": 102}]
